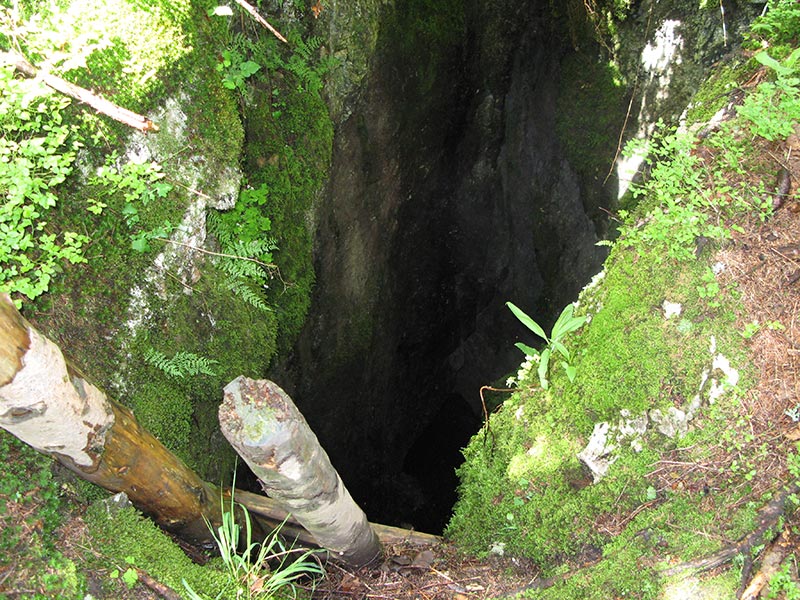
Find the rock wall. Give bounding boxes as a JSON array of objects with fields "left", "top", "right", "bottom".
[{"left": 279, "top": 0, "right": 608, "bottom": 529}]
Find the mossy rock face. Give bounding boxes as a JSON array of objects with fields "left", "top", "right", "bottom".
[
  {"left": 24, "top": 0, "right": 285, "bottom": 483},
  {"left": 311, "top": 0, "right": 394, "bottom": 123},
  {"left": 612, "top": 0, "right": 762, "bottom": 128},
  {"left": 447, "top": 243, "right": 747, "bottom": 564}
]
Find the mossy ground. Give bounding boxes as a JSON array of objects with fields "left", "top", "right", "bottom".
[
  {"left": 446, "top": 5, "right": 800, "bottom": 595},
  {"left": 2, "top": 0, "right": 332, "bottom": 596}
]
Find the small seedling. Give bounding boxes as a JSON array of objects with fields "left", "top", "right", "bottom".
[{"left": 507, "top": 302, "right": 587, "bottom": 389}]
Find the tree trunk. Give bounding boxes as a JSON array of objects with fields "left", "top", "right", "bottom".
[
  {"left": 219, "top": 376, "right": 383, "bottom": 568},
  {"left": 0, "top": 294, "right": 221, "bottom": 543}
]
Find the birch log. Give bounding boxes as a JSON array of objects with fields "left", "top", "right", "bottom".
[
  {"left": 219, "top": 377, "right": 383, "bottom": 567},
  {"left": 0, "top": 294, "right": 221, "bottom": 543}
]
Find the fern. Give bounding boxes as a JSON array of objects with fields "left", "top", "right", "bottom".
[
  {"left": 227, "top": 279, "right": 273, "bottom": 312},
  {"left": 206, "top": 210, "right": 277, "bottom": 312},
  {"left": 144, "top": 349, "right": 219, "bottom": 378}
]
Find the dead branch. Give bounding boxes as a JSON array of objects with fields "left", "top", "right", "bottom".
[
  {"left": 134, "top": 568, "right": 183, "bottom": 600},
  {"left": 2, "top": 52, "right": 158, "bottom": 132},
  {"left": 662, "top": 481, "right": 800, "bottom": 578},
  {"left": 233, "top": 0, "right": 288, "bottom": 43},
  {"left": 740, "top": 528, "right": 792, "bottom": 600}
]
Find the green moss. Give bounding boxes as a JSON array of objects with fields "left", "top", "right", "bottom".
[
  {"left": 684, "top": 59, "right": 750, "bottom": 126},
  {"left": 118, "top": 270, "right": 278, "bottom": 482},
  {"left": 556, "top": 51, "right": 628, "bottom": 220},
  {"left": 240, "top": 75, "right": 333, "bottom": 352},
  {"left": 86, "top": 502, "right": 232, "bottom": 598},
  {"left": 449, "top": 232, "right": 749, "bottom": 567},
  {"left": 0, "top": 432, "right": 87, "bottom": 599}
]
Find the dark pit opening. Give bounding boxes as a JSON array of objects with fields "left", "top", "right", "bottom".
[{"left": 272, "top": 0, "right": 613, "bottom": 533}]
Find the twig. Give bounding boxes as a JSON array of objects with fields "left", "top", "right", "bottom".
[
  {"left": 153, "top": 237, "right": 278, "bottom": 270},
  {"left": 2, "top": 52, "right": 158, "bottom": 132},
  {"left": 661, "top": 481, "right": 800, "bottom": 577},
  {"left": 233, "top": 0, "right": 288, "bottom": 43},
  {"left": 740, "top": 529, "right": 791, "bottom": 600},
  {"left": 134, "top": 567, "right": 183, "bottom": 600},
  {"left": 479, "top": 386, "right": 515, "bottom": 450},
  {"left": 603, "top": 2, "right": 656, "bottom": 186}
]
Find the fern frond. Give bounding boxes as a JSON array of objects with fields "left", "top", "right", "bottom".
[
  {"left": 227, "top": 278, "right": 272, "bottom": 312},
  {"left": 144, "top": 348, "right": 219, "bottom": 378}
]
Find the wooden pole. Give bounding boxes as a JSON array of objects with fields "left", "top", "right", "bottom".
[
  {"left": 0, "top": 294, "right": 220, "bottom": 543},
  {"left": 219, "top": 377, "right": 383, "bottom": 568},
  {"left": 0, "top": 295, "right": 438, "bottom": 555}
]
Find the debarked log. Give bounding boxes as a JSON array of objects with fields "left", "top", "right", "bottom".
[
  {"left": 219, "top": 377, "right": 383, "bottom": 568},
  {"left": 0, "top": 294, "right": 222, "bottom": 544}
]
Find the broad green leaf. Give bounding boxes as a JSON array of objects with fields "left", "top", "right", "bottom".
[
  {"left": 563, "top": 362, "right": 577, "bottom": 382},
  {"left": 131, "top": 236, "right": 150, "bottom": 252},
  {"left": 507, "top": 301, "right": 548, "bottom": 341},
  {"left": 240, "top": 61, "right": 261, "bottom": 77},
  {"left": 552, "top": 340, "right": 570, "bottom": 360},
  {"left": 552, "top": 307, "right": 587, "bottom": 341},
  {"left": 514, "top": 342, "right": 539, "bottom": 357}
]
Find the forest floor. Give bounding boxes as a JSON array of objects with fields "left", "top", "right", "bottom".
[{"left": 2, "top": 113, "right": 800, "bottom": 600}]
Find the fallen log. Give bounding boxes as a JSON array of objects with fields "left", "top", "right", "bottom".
[
  {"left": 0, "top": 294, "right": 224, "bottom": 544},
  {"left": 219, "top": 377, "right": 383, "bottom": 568},
  {"left": 0, "top": 294, "right": 435, "bottom": 559},
  {"left": 2, "top": 52, "right": 158, "bottom": 132},
  {"left": 235, "top": 490, "right": 443, "bottom": 548}
]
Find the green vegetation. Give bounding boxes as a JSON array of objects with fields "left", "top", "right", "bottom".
[
  {"left": 87, "top": 501, "right": 232, "bottom": 598},
  {"left": 0, "top": 431, "right": 86, "bottom": 598},
  {"left": 507, "top": 302, "right": 587, "bottom": 388},
  {"left": 449, "top": 1, "right": 800, "bottom": 594},
  {"left": 184, "top": 491, "right": 323, "bottom": 600},
  {"left": 1, "top": 0, "right": 334, "bottom": 593},
  {"left": 0, "top": 65, "right": 86, "bottom": 305}
]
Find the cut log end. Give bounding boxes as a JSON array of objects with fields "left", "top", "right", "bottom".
[{"left": 220, "top": 377, "right": 384, "bottom": 567}]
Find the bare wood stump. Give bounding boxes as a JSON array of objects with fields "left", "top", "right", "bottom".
[{"left": 219, "top": 377, "right": 383, "bottom": 567}]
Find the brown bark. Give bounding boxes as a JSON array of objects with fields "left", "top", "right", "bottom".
[
  {"left": 0, "top": 294, "right": 220, "bottom": 543},
  {"left": 219, "top": 377, "right": 383, "bottom": 568},
  {"left": 3, "top": 52, "right": 159, "bottom": 132}
]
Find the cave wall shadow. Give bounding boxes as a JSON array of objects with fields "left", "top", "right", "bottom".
[{"left": 273, "top": 0, "right": 617, "bottom": 531}]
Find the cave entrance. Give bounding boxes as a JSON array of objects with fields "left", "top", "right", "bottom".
[{"left": 274, "top": 0, "right": 613, "bottom": 534}]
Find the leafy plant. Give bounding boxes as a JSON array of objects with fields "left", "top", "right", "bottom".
[
  {"left": 745, "top": 0, "right": 800, "bottom": 50},
  {"left": 183, "top": 491, "right": 323, "bottom": 600},
  {"left": 766, "top": 557, "right": 800, "bottom": 600},
  {"left": 507, "top": 302, "right": 587, "bottom": 389},
  {"left": 144, "top": 348, "right": 219, "bottom": 378},
  {"left": 207, "top": 208, "right": 278, "bottom": 312},
  {"left": 737, "top": 48, "right": 800, "bottom": 141},
  {"left": 91, "top": 157, "right": 175, "bottom": 251},
  {"left": 217, "top": 49, "right": 261, "bottom": 93},
  {"left": 0, "top": 65, "right": 88, "bottom": 306}
]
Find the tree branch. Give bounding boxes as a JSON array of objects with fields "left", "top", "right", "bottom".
[
  {"left": 232, "top": 0, "right": 288, "bottom": 43},
  {"left": 2, "top": 52, "right": 158, "bottom": 132}
]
